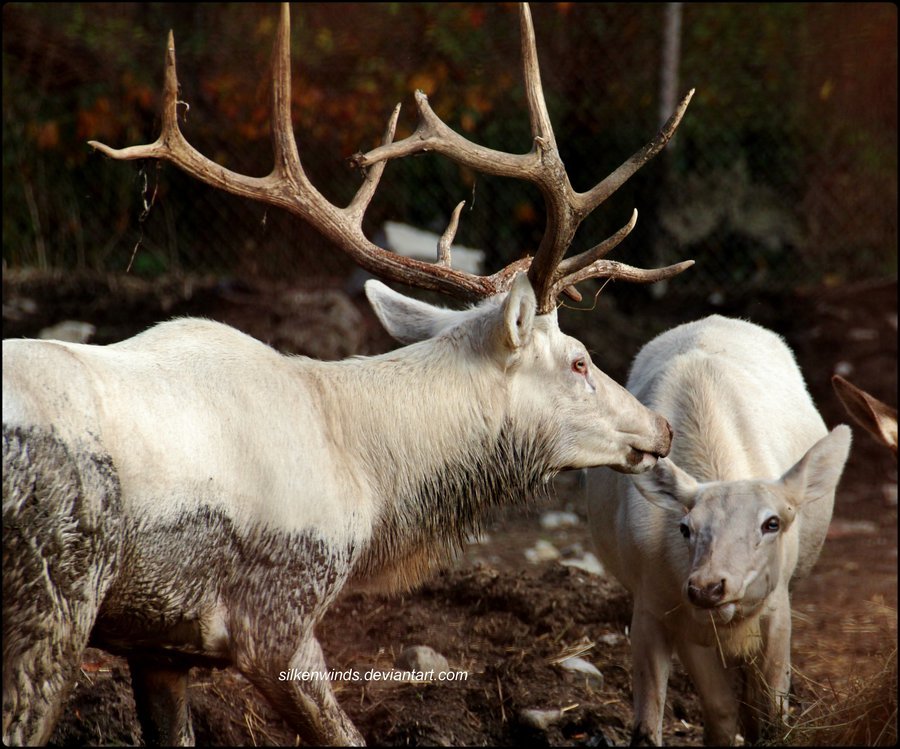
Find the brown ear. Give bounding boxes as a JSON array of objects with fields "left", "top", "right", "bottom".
[{"left": 832, "top": 375, "right": 898, "bottom": 455}]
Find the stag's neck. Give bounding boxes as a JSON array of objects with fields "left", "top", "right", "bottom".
[{"left": 303, "top": 341, "right": 557, "bottom": 591}]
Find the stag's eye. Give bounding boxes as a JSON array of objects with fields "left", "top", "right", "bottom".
[
  {"left": 679, "top": 521, "right": 691, "bottom": 539},
  {"left": 762, "top": 516, "right": 781, "bottom": 534},
  {"left": 572, "top": 357, "right": 588, "bottom": 375}
]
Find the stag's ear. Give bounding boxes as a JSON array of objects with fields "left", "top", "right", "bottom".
[
  {"left": 778, "top": 425, "right": 852, "bottom": 507},
  {"left": 498, "top": 273, "right": 536, "bottom": 352},
  {"left": 365, "top": 280, "right": 463, "bottom": 344},
  {"left": 632, "top": 458, "right": 699, "bottom": 513}
]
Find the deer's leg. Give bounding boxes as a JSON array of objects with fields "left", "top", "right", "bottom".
[
  {"left": 236, "top": 633, "right": 364, "bottom": 746},
  {"left": 741, "top": 592, "right": 792, "bottom": 744},
  {"left": 629, "top": 606, "right": 674, "bottom": 746},
  {"left": 128, "top": 658, "right": 194, "bottom": 746},
  {"left": 674, "top": 640, "right": 740, "bottom": 746}
]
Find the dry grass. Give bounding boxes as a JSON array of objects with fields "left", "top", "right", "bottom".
[{"left": 781, "top": 647, "right": 897, "bottom": 746}]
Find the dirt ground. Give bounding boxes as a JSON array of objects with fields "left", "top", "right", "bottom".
[{"left": 2, "top": 271, "right": 896, "bottom": 746}]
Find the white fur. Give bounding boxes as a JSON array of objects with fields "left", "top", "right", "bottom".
[
  {"left": 2, "top": 274, "right": 672, "bottom": 746},
  {"left": 587, "top": 315, "right": 851, "bottom": 746}
]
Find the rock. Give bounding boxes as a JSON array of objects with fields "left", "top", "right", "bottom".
[
  {"left": 560, "top": 552, "right": 605, "bottom": 577},
  {"left": 395, "top": 645, "right": 449, "bottom": 675},
  {"left": 833, "top": 360, "right": 854, "bottom": 377},
  {"left": 519, "top": 708, "right": 565, "bottom": 732},
  {"left": 524, "top": 539, "right": 560, "bottom": 563},
  {"left": 558, "top": 656, "right": 604, "bottom": 687},
  {"left": 38, "top": 320, "right": 96, "bottom": 343},
  {"left": 539, "top": 510, "right": 581, "bottom": 530},
  {"left": 384, "top": 220, "right": 485, "bottom": 274}
]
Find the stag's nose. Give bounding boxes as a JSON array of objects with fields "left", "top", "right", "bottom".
[
  {"left": 655, "top": 415, "right": 673, "bottom": 457},
  {"left": 687, "top": 579, "right": 725, "bottom": 609}
]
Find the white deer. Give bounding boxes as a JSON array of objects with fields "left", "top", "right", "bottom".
[
  {"left": 588, "top": 315, "right": 851, "bottom": 746},
  {"left": 2, "top": 4, "right": 694, "bottom": 746}
]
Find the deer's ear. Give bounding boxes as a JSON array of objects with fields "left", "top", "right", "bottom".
[
  {"left": 778, "top": 425, "right": 852, "bottom": 507},
  {"left": 365, "top": 280, "right": 462, "bottom": 344},
  {"left": 632, "top": 458, "right": 699, "bottom": 512}
]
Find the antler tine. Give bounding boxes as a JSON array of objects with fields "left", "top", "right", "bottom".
[
  {"left": 520, "top": 3, "right": 556, "bottom": 151},
  {"left": 348, "top": 103, "right": 401, "bottom": 219},
  {"left": 90, "top": 17, "right": 293, "bottom": 207},
  {"left": 517, "top": 3, "right": 579, "bottom": 312},
  {"left": 557, "top": 209, "right": 639, "bottom": 278},
  {"left": 576, "top": 88, "right": 695, "bottom": 215},
  {"left": 554, "top": 259, "right": 695, "bottom": 303},
  {"left": 270, "top": 2, "right": 303, "bottom": 181},
  {"left": 437, "top": 201, "right": 466, "bottom": 267}
]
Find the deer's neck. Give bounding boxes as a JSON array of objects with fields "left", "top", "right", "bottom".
[{"left": 306, "top": 342, "right": 558, "bottom": 591}]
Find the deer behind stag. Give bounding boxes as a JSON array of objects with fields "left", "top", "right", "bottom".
[
  {"left": 2, "top": 4, "right": 693, "bottom": 745},
  {"left": 588, "top": 316, "right": 852, "bottom": 745}
]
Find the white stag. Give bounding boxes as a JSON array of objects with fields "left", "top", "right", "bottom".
[
  {"left": 588, "top": 315, "right": 851, "bottom": 746},
  {"left": 2, "top": 4, "right": 694, "bottom": 746}
]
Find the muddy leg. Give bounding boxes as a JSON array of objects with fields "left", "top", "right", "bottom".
[
  {"left": 237, "top": 634, "right": 364, "bottom": 746},
  {"left": 2, "top": 620, "right": 90, "bottom": 746},
  {"left": 3, "top": 426, "right": 122, "bottom": 745}
]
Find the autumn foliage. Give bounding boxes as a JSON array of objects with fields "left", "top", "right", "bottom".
[{"left": 2, "top": 3, "right": 895, "bottom": 285}]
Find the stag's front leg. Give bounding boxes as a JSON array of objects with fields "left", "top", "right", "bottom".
[
  {"left": 234, "top": 630, "right": 364, "bottom": 746},
  {"left": 629, "top": 606, "right": 674, "bottom": 746}
]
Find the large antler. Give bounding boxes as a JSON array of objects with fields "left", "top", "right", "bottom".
[{"left": 90, "top": 3, "right": 693, "bottom": 313}]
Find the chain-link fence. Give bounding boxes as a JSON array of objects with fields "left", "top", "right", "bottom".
[{"left": 3, "top": 3, "right": 897, "bottom": 297}]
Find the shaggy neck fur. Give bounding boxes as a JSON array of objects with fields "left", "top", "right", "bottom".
[{"left": 304, "top": 334, "right": 559, "bottom": 591}]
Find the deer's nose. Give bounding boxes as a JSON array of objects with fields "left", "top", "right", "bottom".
[{"left": 687, "top": 579, "right": 725, "bottom": 609}]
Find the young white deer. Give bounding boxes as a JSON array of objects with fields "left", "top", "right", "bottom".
[
  {"left": 588, "top": 316, "right": 851, "bottom": 746},
  {"left": 2, "top": 4, "right": 694, "bottom": 746}
]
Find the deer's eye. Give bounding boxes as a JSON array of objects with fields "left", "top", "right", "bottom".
[
  {"left": 572, "top": 357, "right": 588, "bottom": 375},
  {"left": 679, "top": 521, "right": 691, "bottom": 539},
  {"left": 762, "top": 516, "right": 780, "bottom": 534}
]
